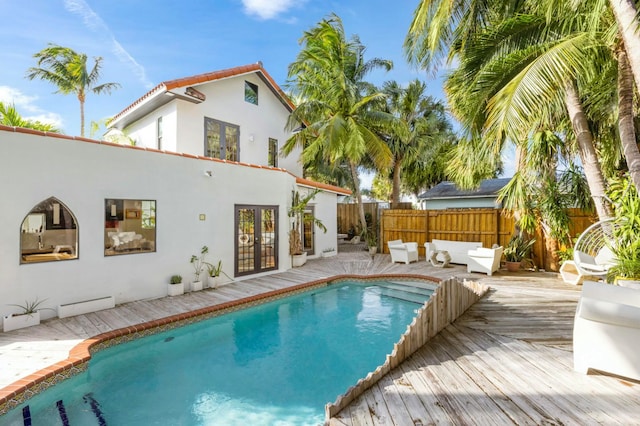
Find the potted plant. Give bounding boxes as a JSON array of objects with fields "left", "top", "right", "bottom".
[
  {"left": 288, "top": 189, "right": 326, "bottom": 267},
  {"left": 321, "top": 247, "right": 337, "bottom": 258},
  {"left": 366, "top": 231, "right": 378, "bottom": 255},
  {"left": 606, "top": 174, "right": 640, "bottom": 287},
  {"left": 4, "top": 298, "right": 50, "bottom": 332},
  {"left": 205, "top": 260, "right": 233, "bottom": 288},
  {"left": 503, "top": 233, "right": 535, "bottom": 272},
  {"left": 189, "top": 246, "right": 209, "bottom": 291},
  {"left": 168, "top": 275, "right": 184, "bottom": 296}
]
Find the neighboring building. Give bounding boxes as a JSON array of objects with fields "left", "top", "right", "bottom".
[
  {"left": 0, "top": 63, "right": 350, "bottom": 322},
  {"left": 417, "top": 178, "right": 511, "bottom": 210}
]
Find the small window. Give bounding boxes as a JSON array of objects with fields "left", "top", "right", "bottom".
[
  {"left": 268, "top": 138, "right": 278, "bottom": 167},
  {"left": 245, "top": 81, "right": 258, "bottom": 105},
  {"left": 157, "top": 116, "right": 163, "bottom": 150},
  {"left": 20, "top": 197, "right": 78, "bottom": 264},
  {"left": 105, "top": 199, "right": 156, "bottom": 256}
]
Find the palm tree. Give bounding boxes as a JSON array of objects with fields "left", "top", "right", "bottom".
[
  {"left": 26, "top": 44, "right": 120, "bottom": 137},
  {"left": 608, "top": 0, "right": 640, "bottom": 94},
  {"left": 378, "top": 79, "right": 456, "bottom": 203},
  {"left": 283, "top": 14, "right": 394, "bottom": 236},
  {"left": 0, "top": 102, "right": 60, "bottom": 132},
  {"left": 431, "top": 9, "right": 614, "bottom": 219}
]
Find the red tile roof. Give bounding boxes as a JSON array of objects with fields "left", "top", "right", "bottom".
[{"left": 110, "top": 62, "right": 296, "bottom": 125}]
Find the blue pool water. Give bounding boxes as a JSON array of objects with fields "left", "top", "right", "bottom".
[{"left": 1, "top": 280, "right": 435, "bottom": 425}]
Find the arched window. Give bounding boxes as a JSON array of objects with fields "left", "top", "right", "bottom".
[{"left": 20, "top": 197, "right": 78, "bottom": 264}]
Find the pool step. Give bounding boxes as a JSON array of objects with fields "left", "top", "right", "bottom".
[
  {"left": 370, "top": 286, "right": 432, "bottom": 304},
  {"left": 377, "top": 283, "right": 434, "bottom": 297}
]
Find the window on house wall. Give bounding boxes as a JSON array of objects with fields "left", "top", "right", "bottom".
[
  {"left": 20, "top": 197, "right": 78, "bottom": 264},
  {"left": 156, "top": 116, "right": 163, "bottom": 150},
  {"left": 105, "top": 199, "right": 156, "bottom": 256},
  {"left": 205, "top": 117, "right": 239, "bottom": 161},
  {"left": 268, "top": 138, "right": 278, "bottom": 167},
  {"left": 245, "top": 81, "right": 258, "bottom": 105}
]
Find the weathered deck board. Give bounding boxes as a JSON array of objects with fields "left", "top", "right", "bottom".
[{"left": 2, "top": 248, "right": 640, "bottom": 425}]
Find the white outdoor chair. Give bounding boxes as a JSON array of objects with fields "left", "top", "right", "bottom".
[
  {"left": 467, "top": 246, "right": 503, "bottom": 276},
  {"left": 388, "top": 239, "right": 419, "bottom": 264},
  {"left": 574, "top": 280, "right": 640, "bottom": 381},
  {"left": 573, "top": 218, "right": 618, "bottom": 279}
]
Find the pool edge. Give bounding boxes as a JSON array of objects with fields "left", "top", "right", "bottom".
[{"left": 0, "top": 273, "right": 439, "bottom": 417}]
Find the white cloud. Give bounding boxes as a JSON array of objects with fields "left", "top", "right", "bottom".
[
  {"left": 241, "top": 0, "right": 302, "bottom": 20},
  {"left": 64, "top": 0, "right": 154, "bottom": 89},
  {"left": 0, "top": 86, "right": 63, "bottom": 127}
]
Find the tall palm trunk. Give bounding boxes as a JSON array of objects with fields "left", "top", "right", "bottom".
[
  {"left": 391, "top": 155, "right": 403, "bottom": 204},
  {"left": 564, "top": 82, "right": 612, "bottom": 220},
  {"left": 78, "top": 91, "right": 86, "bottom": 137},
  {"left": 617, "top": 48, "right": 640, "bottom": 195},
  {"left": 349, "top": 161, "right": 368, "bottom": 237},
  {"left": 610, "top": 0, "right": 640, "bottom": 94}
]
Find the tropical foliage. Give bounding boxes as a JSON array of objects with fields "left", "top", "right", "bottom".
[
  {"left": 26, "top": 44, "right": 120, "bottom": 137},
  {"left": 0, "top": 102, "right": 60, "bottom": 132},
  {"left": 284, "top": 14, "right": 394, "bottom": 236}
]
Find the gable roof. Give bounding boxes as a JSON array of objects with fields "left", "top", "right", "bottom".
[
  {"left": 418, "top": 178, "right": 511, "bottom": 200},
  {"left": 109, "top": 62, "right": 295, "bottom": 130}
]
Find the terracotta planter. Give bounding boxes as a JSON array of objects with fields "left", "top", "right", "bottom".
[{"left": 505, "top": 261, "right": 521, "bottom": 272}]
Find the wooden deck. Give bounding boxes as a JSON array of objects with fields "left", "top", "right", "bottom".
[{"left": 2, "top": 246, "right": 640, "bottom": 424}]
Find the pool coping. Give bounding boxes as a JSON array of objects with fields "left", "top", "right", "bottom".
[{"left": 0, "top": 273, "right": 439, "bottom": 417}]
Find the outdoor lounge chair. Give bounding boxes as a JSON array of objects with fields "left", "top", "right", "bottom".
[
  {"left": 388, "top": 239, "right": 419, "bottom": 264},
  {"left": 574, "top": 280, "right": 640, "bottom": 381},
  {"left": 467, "top": 246, "right": 503, "bottom": 276},
  {"left": 573, "top": 218, "right": 618, "bottom": 279}
]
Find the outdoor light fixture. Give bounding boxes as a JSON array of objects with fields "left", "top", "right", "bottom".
[{"left": 204, "top": 170, "right": 213, "bottom": 177}]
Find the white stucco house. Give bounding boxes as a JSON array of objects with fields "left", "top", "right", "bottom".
[{"left": 0, "top": 63, "right": 350, "bottom": 326}]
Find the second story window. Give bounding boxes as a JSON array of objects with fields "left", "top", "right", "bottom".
[
  {"left": 268, "top": 138, "right": 278, "bottom": 167},
  {"left": 245, "top": 81, "right": 258, "bottom": 105},
  {"left": 205, "top": 117, "right": 239, "bottom": 162},
  {"left": 156, "top": 116, "right": 163, "bottom": 149}
]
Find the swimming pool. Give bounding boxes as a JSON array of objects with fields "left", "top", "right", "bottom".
[{"left": 0, "top": 279, "right": 437, "bottom": 425}]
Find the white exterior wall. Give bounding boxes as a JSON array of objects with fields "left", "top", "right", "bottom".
[
  {"left": 0, "top": 130, "right": 336, "bottom": 321},
  {"left": 123, "top": 73, "right": 302, "bottom": 176},
  {"left": 127, "top": 103, "right": 178, "bottom": 152}
]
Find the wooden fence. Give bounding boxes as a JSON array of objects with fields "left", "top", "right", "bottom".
[{"left": 375, "top": 208, "right": 596, "bottom": 270}]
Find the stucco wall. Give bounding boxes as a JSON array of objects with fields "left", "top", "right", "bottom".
[
  {"left": 0, "top": 129, "right": 334, "bottom": 320},
  {"left": 123, "top": 73, "right": 302, "bottom": 175}
]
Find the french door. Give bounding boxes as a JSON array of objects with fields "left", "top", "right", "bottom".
[{"left": 235, "top": 205, "right": 278, "bottom": 276}]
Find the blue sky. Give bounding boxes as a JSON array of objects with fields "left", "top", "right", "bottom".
[{"left": 0, "top": 0, "right": 450, "bottom": 138}]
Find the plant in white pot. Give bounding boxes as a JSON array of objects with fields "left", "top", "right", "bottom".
[
  {"left": 189, "top": 246, "right": 209, "bottom": 291},
  {"left": 206, "top": 260, "right": 233, "bottom": 288},
  {"left": 168, "top": 275, "right": 184, "bottom": 296},
  {"left": 4, "top": 298, "right": 50, "bottom": 332},
  {"left": 288, "top": 189, "right": 326, "bottom": 267},
  {"left": 606, "top": 174, "right": 640, "bottom": 288}
]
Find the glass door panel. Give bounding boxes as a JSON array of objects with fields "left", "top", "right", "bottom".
[{"left": 235, "top": 205, "right": 278, "bottom": 276}]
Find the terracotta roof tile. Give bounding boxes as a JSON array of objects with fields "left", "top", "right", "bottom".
[{"left": 110, "top": 63, "right": 295, "bottom": 124}]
